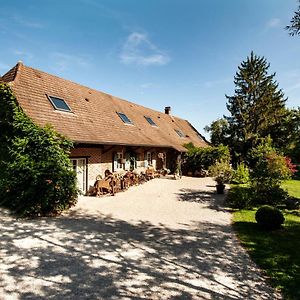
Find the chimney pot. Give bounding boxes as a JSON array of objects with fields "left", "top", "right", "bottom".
[{"left": 165, "top": 106, "right": 171, "bottom": 115}]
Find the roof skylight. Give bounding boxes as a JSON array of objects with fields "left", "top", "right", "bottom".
[
  {"left": 117, "top": 112, "right": 133, "bottom": 124},
  {"left": 145, "top": 116, "right": 157, "bottom": 126},
  {"left": 175, "top": 129, "right": 185, "bottom": 138},
  {"left": 48, "top": 95, "right": 72, "bottom": 112}
]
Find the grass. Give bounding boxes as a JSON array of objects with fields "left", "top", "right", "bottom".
[
  {"left": 232, "top": 179, "right": 300, "bottom": 300},
  {"left": 282, "top": 180, "right": 300, "bottom": 198}
]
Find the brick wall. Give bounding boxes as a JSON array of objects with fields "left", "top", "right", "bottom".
[
  {"left": 70, "top": 147, "right": 102, "bottom": 188},
  {"left": 70, "top": 145, "right": 171, "bottom": 190}
]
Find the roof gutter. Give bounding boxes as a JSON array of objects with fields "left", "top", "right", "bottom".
[{"left": 73, "top": 140, "right": 187, "bottom": 152}]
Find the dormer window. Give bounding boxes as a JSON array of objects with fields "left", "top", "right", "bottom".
[
  {"left": 175, "top": 129, "right": 185, "bottom": 138},
  {"left": 117, "top": 112, "right": 133, "bottom": 124},
  {"left": 48, "top": 95, "right": 71, "bottom": 112},
  {"left": 145, "top": 116, "right": 157, "bottom": 126}
]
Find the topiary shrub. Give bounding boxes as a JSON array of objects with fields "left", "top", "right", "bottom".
[
  {"left": 255, "top": 205, "right": 285, "bottom": 230},
  {"left": 0, "top": 83, "right": 78, "bottom": 217}
]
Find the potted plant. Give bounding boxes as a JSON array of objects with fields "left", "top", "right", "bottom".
[
  {"left": 208, "top": 161, "right": 232, "bottom": 194},
  {"left": 215, "top": 174, "right": 226, "bottom": 194}
]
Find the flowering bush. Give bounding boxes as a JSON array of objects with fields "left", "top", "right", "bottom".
[
  {"left": 285, "top": 157, "right": 297, "bottom": 176},
  {"left": 251, "top": 151, "right": 292, "bottom": 204},
  {"left": 208, "top": 160, "right": 232, "bottom": 185}
]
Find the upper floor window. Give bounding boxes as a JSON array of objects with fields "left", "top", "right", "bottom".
[
  {"left": 117, "top": 112, "right": 133, "bottom": 124},
  {"left": 47, "top": 95, "right": 72, "bottom": 112},
  {"left": 145, "top": 116, "right": 157, "bottom": 126}
]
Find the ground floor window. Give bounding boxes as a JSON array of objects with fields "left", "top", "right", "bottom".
[
  {"left": 147, "top": 152, "right": 152, "bottom": 166},
  {"left": 116, "top": 152, "right": 123, "bottom": 169}
]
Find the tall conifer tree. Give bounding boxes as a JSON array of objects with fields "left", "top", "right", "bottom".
[
  {"left": 286, "top": 0, "right": 300, "bottom": 36},
  {"left": 225, "top": 52, "right": 287, "bottom": 162}
]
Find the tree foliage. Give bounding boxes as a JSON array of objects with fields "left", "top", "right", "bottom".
[
  {"left": 250, "top": 140, "right": 291, "bottom": 205},
  {"left": 283, "top": 108, "right": 300, "bottom": 162},
  {"left": 204, "top": 118, "right": 229, "bottom": 146},
  {"left": 182, "top": 144, "right": 230, "bottom": 174},
  {"left": 286, "top": 0, "right": 300, "bottom": 36},
  {"left": 0, "top": 83, "right": 78, "bottom": 217},
  {"left": 226, "top": 52, "right": 287, "bottom": 160},
  {"left": 206, "top": 52, "right": 290, "bottom": 164}
]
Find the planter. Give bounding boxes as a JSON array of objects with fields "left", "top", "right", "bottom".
[{"left": 216, "top": 184, "right": 225, "bottom": 194}]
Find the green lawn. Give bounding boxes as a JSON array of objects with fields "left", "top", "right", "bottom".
[
  {"left": 233, "top": 179, "right": 300, "bottom": 300},
  {"left": 282, "top": 180, "right": 300, "bottom": 199}
]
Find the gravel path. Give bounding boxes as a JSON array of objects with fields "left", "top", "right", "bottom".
[{"left": 0, "top": 177, "right": 281, "bottom": 299}]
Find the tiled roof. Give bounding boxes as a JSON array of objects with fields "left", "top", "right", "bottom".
[{"left": 2, "top": 62, "right": 208, "bottom": 152}]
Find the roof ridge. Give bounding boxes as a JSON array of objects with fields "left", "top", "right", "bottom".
[{"left": 1, "top": 61, "right": 23, "bottom": 83}]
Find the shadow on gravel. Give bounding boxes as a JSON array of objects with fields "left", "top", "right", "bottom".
[
  {"left": 0, "top": 208, "right": 278, "bottom": 300},
  {"left": 176, "top": 188, "right": 233, "bottom": 213}
]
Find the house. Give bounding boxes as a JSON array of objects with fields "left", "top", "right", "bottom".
[{"left": 1, "top": 62, "right": 208, "bottom": 193}]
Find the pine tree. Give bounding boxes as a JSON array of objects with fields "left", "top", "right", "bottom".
[
  {"left": 286, "top": 0, "right": 300, "bottom": 36},
  {"left": 225, "top": 52, "right": 287, "bottom": 162}
]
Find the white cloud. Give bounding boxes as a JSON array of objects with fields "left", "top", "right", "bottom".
[
  {"left": 266, "top": 18, "right": 281, "bottom": 29},
  {"left": 120, "top": 32, "right": 170, "bottom": 66},
  {"left": 50, "top": 52, "right": 90, "bottom": 72}
]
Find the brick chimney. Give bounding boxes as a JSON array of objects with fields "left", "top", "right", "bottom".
[{"left": 164, "top": 106, "right": 171, "bottom": 115}]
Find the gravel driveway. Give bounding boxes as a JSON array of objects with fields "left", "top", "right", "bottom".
[{"left": 0, "top": 177, "right": 280, "bottom": 299}]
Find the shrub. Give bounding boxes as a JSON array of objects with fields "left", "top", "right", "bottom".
[
  {"left": 0, "top": 83, "right": 78, "bottom": 217},
  {"left": 285, "top": 157, "right": 297, "bottom": 177},
  {"left": 182, "top": 144, "right": 230, "bottom": 175},
  {"left": 250, "top": 147, "right": 292, "bottom": 205},
  {"left": 251, "top": 186, "right": 289, "bottom": 205},
  {"left": 226, "top": 185, "right": 253, "bottom": 209},
  {"left": 231, "top": 162, "right": 250, "bottom": 184},
  {"left": 208, "top": 160, "right": 232, "bottom": 185},
  {"left": 285, "top": 197, "right": 300, "bottom": 210},
  {"left": 255, "top": 205, "right": 285, "bottom": 230}
]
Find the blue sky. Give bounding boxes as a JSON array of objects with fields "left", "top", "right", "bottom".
[{"left": 0, "top": 0, "right": 299, "bottom": 138}]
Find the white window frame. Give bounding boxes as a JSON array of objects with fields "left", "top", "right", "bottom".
[
  {"left": 147, "top": 152, "right": 152, "bottom": 166},
  {"left": 116, "top": 152, "right": 123, "bottom": 170}
]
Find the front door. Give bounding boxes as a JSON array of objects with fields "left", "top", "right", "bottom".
[{"left": 71, "top": 158, "right": 87, "bottom": 193}]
